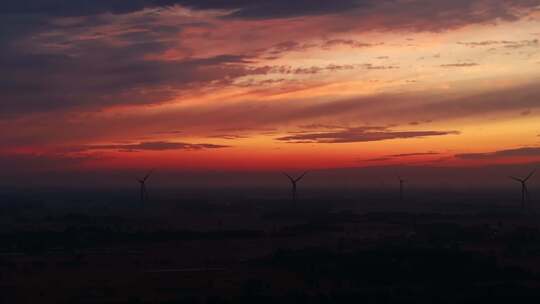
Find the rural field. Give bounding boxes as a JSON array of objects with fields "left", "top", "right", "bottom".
[{"left": 2, "top": 188, "right": 540, "bottom": 303}]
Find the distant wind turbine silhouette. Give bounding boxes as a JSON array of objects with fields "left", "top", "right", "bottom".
[
  {"left": 283, "top": 171, "right": 308, "bottom": 203},
  {"left": 398, "top": 176, "right": 405, "bottom": 201},
  {"left": 137, "top": 170, "right": 153, "bottom": 204},
  {"left": 509, "top": 169, "right": 535, "bottom": 209}
]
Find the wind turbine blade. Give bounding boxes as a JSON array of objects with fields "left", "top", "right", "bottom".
[
  {"left": 295, "top": 171, "right": 309, "bottom": 182},
  {"left": 524, "top": 169, "right": 536, "bottom": 182},
  {"left": 509, "top": 176, "right": 522, "bottom": 182},
  {"left": 143, "top": 169, "right": 154, "bottom": 181},
  {"left": 282, "top": 172, "right": 294, "bottom": 182}
]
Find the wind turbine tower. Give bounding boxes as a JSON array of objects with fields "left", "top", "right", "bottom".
[
  {"left": 398, "top": 176, "right": 405, "bottom": 202},
  {"left": 137, "top": 170, "right": 153, "bottom": 204},
  {"left": 283, "top": 171, "right": 308, "bottom": 203},
  {"left": 509, "top": 169, "right": 535, "bottom": 209}
]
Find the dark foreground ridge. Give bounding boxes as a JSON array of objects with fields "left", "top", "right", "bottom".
[{"left": 2, "top": 190, "right": 540, "bottom": 303}]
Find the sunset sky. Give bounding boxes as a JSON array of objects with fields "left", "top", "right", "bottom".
[{"left": 2, "top": 1, "right": 540, "bottom": 186}]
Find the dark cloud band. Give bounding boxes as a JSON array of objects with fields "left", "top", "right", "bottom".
[
  {"left": 455, "top": 147, "right": 540, "bottom": 160},
  {"left": 276, "top": 127, "right": 459, "bottom": 143}
]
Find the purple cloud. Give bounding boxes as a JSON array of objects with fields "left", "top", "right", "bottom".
[
  {"left": 276, "top": 127, "right": 459, "bottom": 143},
  {"left": 81, "top": 141, "right": 229, "bottom": 152},
  {"left": 455, "top": 147, "right": 540, "bottom": 160}
]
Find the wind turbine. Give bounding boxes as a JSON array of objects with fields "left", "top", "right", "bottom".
[
  {"left": 398, "top": 176, "right": 405, "bottom": 202},
  {"left": 509, "top": 169, "right": 535, "bottom": 209},
  {"left": 283, "top": 171, "right": 308, "bottom": 203},
  {"left": 137, "top": 170, "right": 153, "bottom": 204}
]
